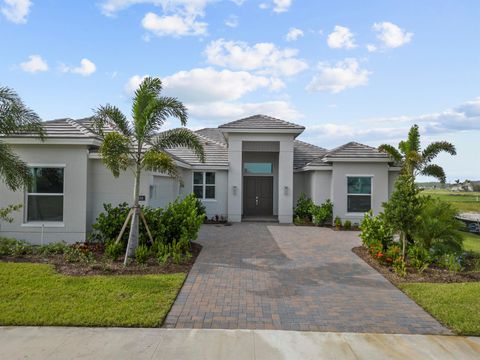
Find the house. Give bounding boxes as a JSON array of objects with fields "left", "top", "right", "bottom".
[{"left": 0, "top": 114, "right": 400, "bottom": 244}]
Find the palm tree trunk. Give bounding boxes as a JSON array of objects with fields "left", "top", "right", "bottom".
[
  {"left": 401, "top": 232, "right": 406, "bottom": 258},
  {"left": 124, "top": 162, "right": 141, "bottom": 265}
]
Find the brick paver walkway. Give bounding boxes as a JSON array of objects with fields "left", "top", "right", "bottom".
[{"left": 164, "top": 223, "right": 449, "bottom": 334}]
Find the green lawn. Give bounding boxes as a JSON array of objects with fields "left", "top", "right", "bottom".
[
  {"left": 423, "top": 189, "right": 480, "bottom": 213},
  {"left": 461, "top": 231, "right": 480, "bottom": 254},
  {"left": 400, "top": 282, "right": 480, "bottom": 336},
  {"left": 0, "top": 262, "right": 185, "bottom": 327}
]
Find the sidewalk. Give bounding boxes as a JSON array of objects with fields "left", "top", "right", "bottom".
[{"left": 1, "top": 327, "right": 479, "bottom": 359}]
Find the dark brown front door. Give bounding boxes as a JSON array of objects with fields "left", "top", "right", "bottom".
[{"left": 243, "top": 176, "right": 273, "bottom": 216}]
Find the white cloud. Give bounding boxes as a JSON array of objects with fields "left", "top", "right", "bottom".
[
  {"left": 306, "top": 58, "right": 370, "bottom": 93},
  {"left": 100, "top": 0, "right": 210, "bottom": 16},
  {"left": 1, "top": 0, "right": 31, "bottom": 23},
  {"left": 366, "top": 44, "right": 377, "bottom": 52},
  {"left": 258, "top": 0, "right": 292, "bottom": 13},
  {"left": 19, "top": 55, "right": 48, "bottom": 73},
  {"left": 61, "top": 58, "right": 97, "bottom": 76},
  {"left": 285, "top": 27, "right": 303, "bottom": 42},
  {"left": 124, "top": 74, "right": 149, "bottom": 95},
  {"left": 373, "top": 21, "right": 413, "bottom": 48},
  {"left": 141, "top": 11, "right": 207, "bottom": 36},
  {"left": 204, "top": 38, "right": 308, "bottom": 77},
  {"left": 327, "top": 25, "right": 356, "bottom": 49},
  {"left": 187, "top": 100, "right": 302, "bottom": 121},
  {"left": 224, "top": 14, "right": 238, "bottom": 28}
]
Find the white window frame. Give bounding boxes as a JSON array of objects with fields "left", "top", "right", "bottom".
[
  {"left": 346, "top": 175, "right": 373, "bottom": 214},
  {"left": 24, "top": 164, "right": 65, "bottom": 224},
  {"left": 193, "top": 171, "right": 216, "bottom": 201}
]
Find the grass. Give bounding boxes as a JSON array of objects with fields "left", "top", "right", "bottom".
[
  {"left": 0, "top": 262, "right": 185, "bottom": 327},
  {"left": 400, "top": 282, "right": 480, "bottom": 336},
  {"left": 461, "top": 231, "right": 480, "bottom": 254},
  {"left": 422, "top": 189, "right": 480, "bottom": 213}
]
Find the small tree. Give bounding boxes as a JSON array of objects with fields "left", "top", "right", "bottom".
[
  {"left": 383, "top": 174, "right": 423, "bottom": 257},
  {"left": 378, "top": 124, "right": 456, "bottom": 183},
  {"left": 90, "top": 77, "right": 205, "bottom": 265}
]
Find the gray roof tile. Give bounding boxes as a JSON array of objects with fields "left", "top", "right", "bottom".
[
  {"left": 218, "top": 114, "right": 305, "bottom": 130},
  {"left": 316, "top": 141, "right": 389, "bottom": 162},
  {"left": 293, "top": 140, "right": 328, "bottom": 169}
]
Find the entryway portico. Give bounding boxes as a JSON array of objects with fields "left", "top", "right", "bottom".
[{"left": 218, "top": 115, "right": 305, "bottom": 223}]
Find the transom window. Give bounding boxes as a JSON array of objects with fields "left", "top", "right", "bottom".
[
  {"left": 243, "top": 162, "right": 272, "bottom": 174},
  {"left": 26, "top": 167, "right": 64, "bottom": 222},
  {"left": 347, "top": 176, "right": 372, "bottom": 213},
  {"left": 193, "top": 171, "right": 215, "bottom": 199}
]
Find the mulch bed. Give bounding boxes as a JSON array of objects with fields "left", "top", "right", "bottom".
[
  {"left": 0, "top": 242, "right": 202, "bottom": 276},
  {"left": 352, "top": 246, "right": 480, "bottom": 285}
]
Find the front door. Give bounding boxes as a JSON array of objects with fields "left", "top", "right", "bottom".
[{"left": 243, "top": 176, "right": 273, "bottom": 216}]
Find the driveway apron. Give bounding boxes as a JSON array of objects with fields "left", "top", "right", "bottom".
[{"left": 164, "top": 223, "right": 449, "bottom": 334}]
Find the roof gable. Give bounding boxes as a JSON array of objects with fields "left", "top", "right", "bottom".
[{"left": 218, "top": 114, "right": 305, "bottom": 130}]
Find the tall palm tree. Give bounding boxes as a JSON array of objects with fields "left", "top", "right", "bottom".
[
  {"left": 378, "top": 124, "right": 456, "bottom": 183},
  {"left": 0, "top": 86, "right": 45, "bottom": 191},
  {"left": 90, "top": 77, "right": 205, "bottom": 264}
]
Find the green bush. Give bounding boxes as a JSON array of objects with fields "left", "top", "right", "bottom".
[
  {"left": 194, "top": 198, "right": 206, "bottom": 218},
  {"left": 154, "top": 239, "right": 190, "bottom": 265},
  {"left": 393, "top": 257, "right": 407, "bottom": 277},
  {"left": 312, "top": 200, "right": 333, "bottom": 226},
  {"left": 91, "top": 202, "right": 131, "bottom": 243},
  {"left": 360, "top": 211, "right": 394, "bottom": 250},
  {"left": 344, "top": 220, "right": 352, "bottom": 230},
  {"left": 386, "top": 244, "right": 401, "bottom": 264},
  {"left": 64, "top": 246, "right": 93, "bottom": 264},
  {"left": 334, "top": 216, "right": 342, "bottom": 228},
  {"left": 408, "top": 245, "right": 431, "bottom": 273},
  {"left": 104, "top": 242, "right": 124, "bottom": 261},
  {"left": 37, "top": 242, "right": 68, "bottom": 256},
  {"left": 294, "top": 194, "right": 314, "bottom": 222},
  {"left": 135, "top": 244, "right": 150, "bottom": 265},
  {"left": 413, "top": 197, "right": 464, "bottom": 255},
  {"left": 438, "top": 254, "right": 463, "bottom": 273}
]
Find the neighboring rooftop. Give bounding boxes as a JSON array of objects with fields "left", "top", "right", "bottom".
[{"left": 218, "top": 114, "right": 305, "bottom": 130}]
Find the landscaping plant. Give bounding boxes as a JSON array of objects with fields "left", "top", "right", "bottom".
[
  {"left": 294, "top": 194, "right": 314, "bottom": 222},
  {"left": 89, "top": 77, "right": 205, "bottom": 264},
  {"left": 334, "top": 216, "right": 342, "bottom": 229},
  {"left": 311, "top": 200, "right": 333, "bottom": 226},
  {"left": 135, "top": 245, "right": 150, "bottom": 265},
  {"left": 359, "top": 210, "right": 394, "bottom": 250},
  {"left": 407, "top": 244, "right": 431, "bottom": 273},
  {"left": 104, "top": 242, "right": 124, "bottom": 261},
  {"left": 343, "top": 220, "right": 352, "bottom": 230}
]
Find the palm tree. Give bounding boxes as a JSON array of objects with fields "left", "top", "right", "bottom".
[
  {"left": 90, "top": 77, "right": 205, "bottom": 265},
  {"left": 378, "top": 124, "right": 456, "bottom": 183},
  {"left": 0, "top": 86, "right": 45, "bottom": 191}
]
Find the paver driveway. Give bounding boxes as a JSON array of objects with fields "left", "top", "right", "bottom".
[{"left": 164, "top": 223, "right": 449, "bottom": 334}]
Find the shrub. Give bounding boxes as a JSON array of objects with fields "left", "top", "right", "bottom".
[
  {"left": 312, "top": 200, "right": 333, "bottom": 226},
  {"left": 385, "top": 244, "right": 401, "bottom": 264},
  {"left": 393, "top": 257, "right": 407, "bottom": 277},
  {"left": 91, "top": 202, "right": 131, "bottom": 243},
  {"left": 0, "top": 238, "right": 24, "bottom": 256},
  {"left": 154, "top": 239, "right": 190, "bottom": 265},
  {"left": 294, "top": 194, "right": 314, "bottom": 222},
  {"left": 413, "top": 197, "right": 463, "bottom": 255},
  {"left": 37, "top": 242, "right": 68, "bottom": 256},
  {"left": 408, "top": 245, "right": 431, "bottom": 273},
  {"left": 344, "top": 220, "right": 352, "bottom": 230},
  {"left": 438, "top": 254, "right": 463, "bottom": 273},
  {"left": 135, "top": 244, "right": 150, "bottom": 265},
  {"left": 104, "top": 242, "right": 124, "bottom": 261},
  {"left": 334, "top": 216, "right": 342, "bottom": 229},
  {"left": 195, "top": 198, "right": 206, "bottom": 218},
  {"left": 360, "top": 211, "right": 394, "bottom": 250},
  {"left": 64, "top": 246, "right": 93, "bottom": 264}
]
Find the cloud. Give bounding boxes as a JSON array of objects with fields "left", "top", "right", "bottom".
[
  {"left": 141, "top": 11, "right": 207, "bottom": 36},
  {"left": 285, "top": 27, "right": 303, "bottom": 41},
  {"left": 224, "top": 14, "right": 238, "bottom": 28},
  {"left": 327, "top": 25, "right": 356, "bottom": 49},
  {"left": 204, "top": 38, "right": 308, "bottom": 77},
  {"left": 1, "top": 0, "right": 31, "bottom": 23},
  {"left": 366, "top": 44, "right": 377, "bottom": 52},
  {"left": 61, "top": 58, "right": 96, "bottom": 76},
  {"left": 372, "top": 21, "right": 413, "bottom": 48},
  {"left": 258, "top": 0, "right": 292, "bottom": 13},
  {"left": 187, "top": 100, "right": 302, "bottom": 121},
  {"left": 19, "top": 55, "right": 48, "bottom": 73},
  {"left": 124, "top": 74, "right": 149, "bottom": 95},
  {"left": 306, "top": 58, "right": 371, "bottom": 93}
]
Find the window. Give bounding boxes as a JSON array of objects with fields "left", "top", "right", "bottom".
[
  {"left": 347, "top": 176, "right": 371, "bottom": 213},
  {"left": 193, "top": 171, "right": 215, "bottom": 199},
  {"left": 243, "top": 162, "right": 272, "bottom": 174},
  {"left": 26, "top": 167, "right": 64, "bottom": 222}
]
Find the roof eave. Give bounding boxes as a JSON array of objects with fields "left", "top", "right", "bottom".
[
  {"left": 323, "top": 157, "right": 391, "bottom": 163},
  {"left": 1, "top": 137, "right": 101, "bottom": 146}
]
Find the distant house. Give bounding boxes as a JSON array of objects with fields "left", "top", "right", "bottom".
[{"left": 0, "top": 115, "right": 400, "bottom": 243}]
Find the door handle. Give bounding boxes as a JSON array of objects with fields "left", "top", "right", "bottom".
[{"left": 255, "top": 196, "right": 258, "bottom": 206}]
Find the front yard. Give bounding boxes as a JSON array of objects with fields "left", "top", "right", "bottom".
[{"left": 0, "top": 262, "right": 185, "bottom": 327}]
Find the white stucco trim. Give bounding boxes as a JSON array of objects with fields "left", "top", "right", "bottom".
[
  {"left": 324, "top": 157, "right": 391, "bottom": 163},
  {"left": 3, "top": 138, "right": 100, "bottom": 146},
  {"left": 219, "top": 128, "right": 303, "bottom": 135},
  {"left": 388, "top": 167, "right": 402, "bottom": 171},
  {"left": 21, "top": 222, "right": 65, "bottom": 228},
  {"left": 295, "top": 166, "right": 333, "bottom": 172}
]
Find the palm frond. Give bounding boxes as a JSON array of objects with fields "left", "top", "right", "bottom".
[
  {"left": 0, "top": 141, "right": 31, "bottom": 191},
  {"left": 421, "top": 164, "right": 446, "bottom": 183},
  {"left": 422, "top": 141, "right": 456, "bottom": 164},
  {"left": 91, "top": 105, "right": 131, "bottom": 138},
  {"left": 407, "top": 124, "right": 421, "bottom": 153},
  {"left": 378, "top": 144, "right": 403, "bottom": 163},
  {"left": 0, "top": 86, "right": 45, "bottom": 139},
  {"left": 132, "top": 77, "right": 162, "bottom": 141},
  {"left": 142, "top": 149, "right": 179, "bottom": 179},
  {"left": 151, "top": 128, "right": 205, "bottom": 162},
  {"left": 99, "top": 132, "right": 132, "bottom": 177}
]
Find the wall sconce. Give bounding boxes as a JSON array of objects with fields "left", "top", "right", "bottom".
[
  {"left": 232, "top": 185, "right": 238, "bottom": 195},
  {"left": 284, "top": 186, "right": 289, "bottom": 195}
]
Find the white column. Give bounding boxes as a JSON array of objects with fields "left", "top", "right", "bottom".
[
  {"left": 227, "top": 138, "right": 242, "bottom": 222},
  {"left": 278, "top": 139, "right": 294, "bottom": 223}
]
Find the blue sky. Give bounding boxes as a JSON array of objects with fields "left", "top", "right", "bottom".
[{"left": 1, "top": 0, "right": 479, "bottom": 181}]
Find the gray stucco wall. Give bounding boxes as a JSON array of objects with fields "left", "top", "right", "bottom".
[
  {"left": 0, "top": 144, "right": 89, "bottom": 244},
  {"left": 293, "top": 172, "right": 305, "bottom": 206},
  {"left": 388, "top": 170, "right": 401, "bottom": 196},
  {"left": 331, "top": 162, "right": 390, "bottom": 224},
  {"left": 310, "top": 171, "right": 332, "bottom": 205}
]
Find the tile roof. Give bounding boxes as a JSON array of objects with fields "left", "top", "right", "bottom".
[
  {"left": 218, "top": 114, "right": 305, "bottom": 130},
  {"left": 293, "top": 140, "right": 328, "bottom": 169},
  {"left": 307, "top": 141, "right": 389, "bottom": 165},
  {"left": 1, "top": 118, "right": 98, "bottom": 138}
]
